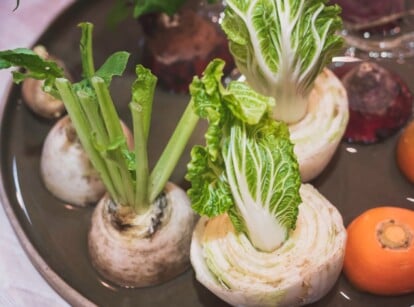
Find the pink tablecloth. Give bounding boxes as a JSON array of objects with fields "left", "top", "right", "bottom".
[{"left": 0, "top": 1, "right": 74, "bottom": 306}]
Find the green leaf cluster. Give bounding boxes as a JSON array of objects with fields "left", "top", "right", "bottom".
[
  {"left": 221, "top": 0, "right": 344, "bottom": 123},
  {"left": 186, "top": 59, "right": 302, "bottom": 250},
  {"left": 0, "top": 22, "right": 199, "bottom": 214},
  {"left": 0, "top": 48, "right": 64, "bottom": 93}
]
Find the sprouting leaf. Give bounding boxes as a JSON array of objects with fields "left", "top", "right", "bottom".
[
  {"left": 0, "top": 48, "right": 64, "bottom": 84},
  {"left": 187, "top": 59, "right": 302, "bottom": 251},
  {"left": 95, "top": 51, "right": 130, "bottom": 85},
  {"left": 131, "top": 64, "right": 157, "bottom": 140},
  {"left": 221, "top": 0, "right": 343, "bottom": 123}
]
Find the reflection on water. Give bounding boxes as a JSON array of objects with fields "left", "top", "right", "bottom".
[
  {"left": 339, "top": 290, "right": 352, "bottom": 301},
  {"left": 345, "top": 147, "right": 358, "bottom": 154},
  {"left": 12, "top": 157, "right": 32, "bottom": 225}
]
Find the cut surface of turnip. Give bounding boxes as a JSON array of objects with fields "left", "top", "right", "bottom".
[
  {"left": 41, "top": 116, "right": 105, "bottom": 206},
  {"left": 289, "top": 69, "right": 349, "bottom": 182},
  {"left": 88, "top": 182, "right": 198, "bottom": 287},
  {"left": 190, "top": 184, "right": 346, "bottom": 307}
]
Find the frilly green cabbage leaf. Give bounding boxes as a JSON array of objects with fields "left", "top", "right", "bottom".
[
  {"left": 186, "top": 59, "right": 302, "bottom": 251},
  {"left": 221, "top": 0, "right": 343, "bottom": 123}
]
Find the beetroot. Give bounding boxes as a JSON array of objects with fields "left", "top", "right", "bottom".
[
  {"left": 334, "top": 61, "right": 413, "bottom": 144},
  {"left": 139, "top": 4, "right": 234, "bottom": 93},
  {"left": 329, "top": 0, "right": 404, "bottom": 25}
]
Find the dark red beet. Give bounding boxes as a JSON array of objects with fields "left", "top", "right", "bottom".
[
  {"left": 139, "top": 2, "right": 234, "bottom": 93},
  {"left": 334, "top": 61, "right": 413, "bottom": 144}
]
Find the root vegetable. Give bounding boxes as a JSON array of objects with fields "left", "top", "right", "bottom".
[
  {"left": 343, "top": 206, "right": 414, "bottom": 295},
  {"left": 340, "top": 61, "right": 413, "bottom": 144},
  {"left": 21, "top": 46, "right": 67, "bottom": 119},
  {"left": 40, "top": 116, "right": 133, "bottom": 206},
  {"left": 397, "top": 120, "right": 414, "bottom": 183},
  {"left": 89, "top": 182, "right": 197, "bottom": 287},
  {"left": 41, "top": 116, "right": 105, "bottom": 206},
  {"left": 0, "top": 22, "right": 202, "bottom": 287}
]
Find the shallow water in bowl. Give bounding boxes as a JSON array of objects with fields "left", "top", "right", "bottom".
[{"left": 1, "top": 1, "right": 414, "bottom": 306}]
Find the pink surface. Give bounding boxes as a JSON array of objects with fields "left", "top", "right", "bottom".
[{"left": 0, "top": 1, "right": 74, "bottom": 305}]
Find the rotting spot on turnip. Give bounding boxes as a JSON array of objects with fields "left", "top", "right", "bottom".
[
  {"left": 106, "top": 192, "right": 169, "bottom": 236},
  {"left": 64, "top": 122, "right": 78, "bottom": 144},
  {"left": 147, "top": 192, "right": 168, "bottom": 237},
  {"left": 108, "top": 199, "right": 133, "bottom": 232}
]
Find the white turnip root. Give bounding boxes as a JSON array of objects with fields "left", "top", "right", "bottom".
[
  {"left": 88, "top": 182, "right": 197, "bottom": 287},
  {"left": 21, "top": 46, "right": 68, "bottom": 119},
  {"left": 40, "top": 115, "right": 133, "bottom": 206},
  {"left": 1, "top": 22, "right": 201, "bottom": 289}
]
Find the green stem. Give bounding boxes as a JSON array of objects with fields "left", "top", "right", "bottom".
[
  {"left": 91, "top": 77, "right": 127, "bottom": 144},
  {"left": 130, "top": 103, "right": 150, "bottom": 213},
  {"left": 77, "top": 91, "right": 108, "bottom": 144},
  {"left": 91, "top": 76, "right": 135, "bottom": 207},
  {"left": 79, "top": 22, "right": 95, "bottom": 78},
  {"left": 55, "top": 78, "right": 118, "bottom": 200},
  {"left": 77, "top": 91, "right": 123, "bottom": 201},
  {"left": 148, "top": 99, "right": 199, "bottom": 203},
  {"left": 131, "top": 65, "right": 156, "bottom": 141}
]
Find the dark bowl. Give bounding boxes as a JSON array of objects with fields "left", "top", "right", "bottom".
[{"left": 1, "top": 1, "right": 414, "bottom": 306}]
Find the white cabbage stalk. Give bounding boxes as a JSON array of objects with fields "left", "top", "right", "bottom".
[
  {"left": 191, "top": 184, "right": 346, "bottom": 307},
  {"left": 221, "top": 0, "right": 347, "bottom": 182},
  {"left": 89, "top": 182, "right": 197, "bottom": 287},
  {"left": 289, "top": 68, "right": 348, "bottom": 182}
]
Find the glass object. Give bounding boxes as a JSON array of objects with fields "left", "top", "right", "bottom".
[{"left": 330, "top": 0, "right": 414, "bottom": 59}]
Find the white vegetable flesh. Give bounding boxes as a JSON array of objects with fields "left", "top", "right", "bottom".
[
  {"left": 190, "top": 184, "right": 346, "bottom": 307},
  {"left": 21, "top": 46, "right": 66, "bottom": 119},
  {"left": 22, "top": 78, "right": 65, "bottom": 119},
  {"left": 41, "top": 116, "right": 133, "bottom": 206},
  {"left": 40, "top": 116, "right": 105, "bottom": 206},
  {"left": 88, "top": 182, "right": 198, "bottom": 287},
  {"left": 289, "top": 68, "right": 348, "bottom": 182}
]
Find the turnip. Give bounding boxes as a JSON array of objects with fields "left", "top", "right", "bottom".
[
  {"left": 40, "top": 115, "right": 105, "bottom": 206},
  {"left": 186, "top": 59, "right": 346, "bottom": 306},
  {"left": 40, "top": 115, "right": 133, "bottom": 206},
  {"left": 0, "top": 22, "right": 201, "bottom": 287},
  {"left": 21, "top": 45, "right": 67, "bottom": 119},
  {"left": 221, "top": 0, "right": 349, "bottom": 182}
]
